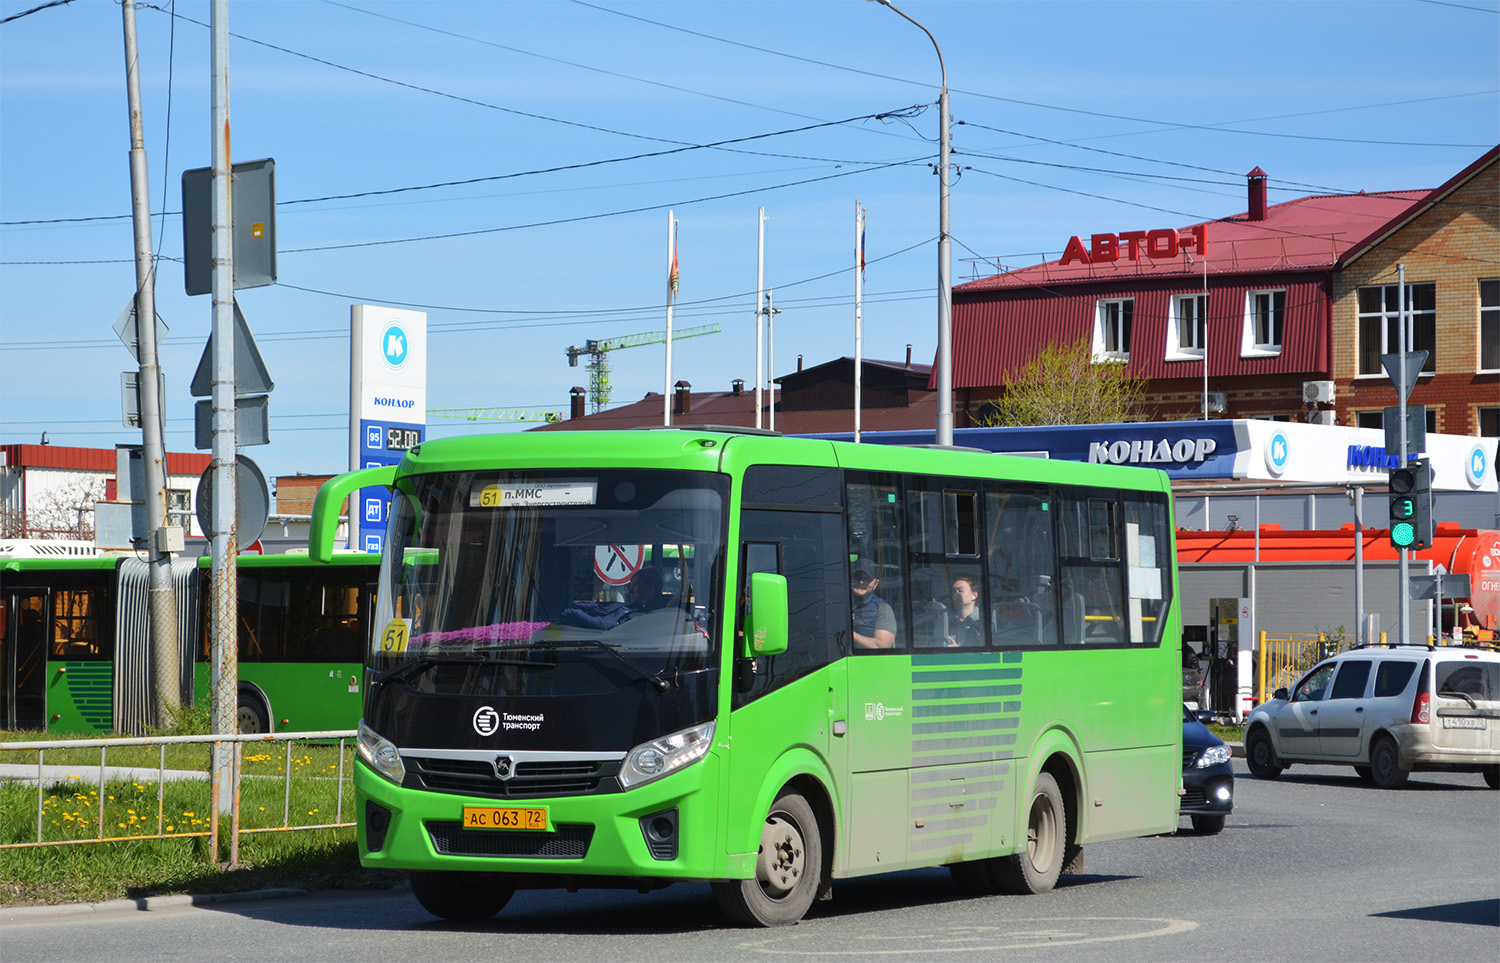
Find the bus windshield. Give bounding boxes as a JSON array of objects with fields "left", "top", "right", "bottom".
[{"left": 372, "top": 468, "right": 727, "bottom": 700}]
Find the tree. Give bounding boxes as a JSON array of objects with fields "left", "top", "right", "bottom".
[
  {"left": 978, "top": 337, "right": 1147, "bottom": 427},
  {"left": 25, "top": 475, "right": 107, "bottom": 540}
]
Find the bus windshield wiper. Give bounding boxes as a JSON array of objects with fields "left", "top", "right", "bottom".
[
  {"left": 527, "top": 639, "right": 672, "bottom": 692},
  {"left": 372, "top": 652, "right": 554, "bottom": 685}
]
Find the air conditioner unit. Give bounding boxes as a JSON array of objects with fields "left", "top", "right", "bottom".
[
  {"left": 1206, "top": 392, "right": 1228, "bottom": 413},
  {"left": 1302, "top": 380, "right": 1336, "bottom": 404},
  {"left": 1308, "top": 409, "right": 1336, "bottom": 426}
]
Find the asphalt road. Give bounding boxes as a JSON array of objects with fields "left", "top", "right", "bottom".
[{"left": 4, "top": 761, "right": 1496, "bottom": 962}]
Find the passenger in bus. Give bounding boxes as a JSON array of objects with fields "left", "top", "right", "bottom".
[
  {"left": 850, "top": 569, "right": 896, "bottom": 649},
  {"left": 945, "top": 576, "right": 985, "bottom": 647}
]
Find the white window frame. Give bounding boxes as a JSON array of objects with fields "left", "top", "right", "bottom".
[
  {"left": 1166, "top": 293, "right": 1207, "bottom": 361},
  {"left": 1240, "top": 289, "right": 1285, "bottom": 358},
  {"left": 1481, "top": 278, "right": 1499, "bottom": 373},
  {"left": 1092, "top": 298, "right": 1133, "bottom": 362}
]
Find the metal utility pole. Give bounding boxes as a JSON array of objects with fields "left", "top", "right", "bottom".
[
  {"left": 208, "top": 0, "right": 240, "bottom": 829},
  {"left": 855, "top": 200, "right": 865, "bottom": 442},
  {"left": 1397, "top": 263, "right": 1410, "bottom": 645},
  {"left": 122, "top": 0, "right": 179, "bottom": 724},
  {"left": 764, "top": 289, "right": 781, "bottom": 432},
  {"left": 871, "top": 0, "right": 952, "bottom": 445},
  {"left": 755, "top": 208, "right": 766, "bottom": 430}
]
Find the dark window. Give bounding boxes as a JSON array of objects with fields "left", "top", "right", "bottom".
[
  {"left": 1373, "top": 660, "right": 1417, "bottom": 697},
  {"left": 45, "top": 570, "right": 115, "bottom": 662},
  {"left": 1358, "top": 282, "right": 1436, "bottom": 375},
  {"left": 1436, "top": 660, "right": 1498, "bottom": 701},
  {"left": 846, "top": 474, "right": 906, "bottom": 653},
  {"left": 1329, "top": 660, "right": 1372, "bottom": 700},
  {"left": 734, "top": 510, "right": 843, "bottom": 706},
  {"left": 232, "top": 567, "right": 369, "bottom": 664},
  {"left": 742, "top": 465, "right": 842, "bottom": 509},
  {"left": 1294, "top": 663, "right": 1336, "bottom": 702},
  {"left": 986, "top": 487, "right": 1058, "bottom": 647},
  {"left": 1481, "top": 279, "right": 1498, "bottom": 371}
]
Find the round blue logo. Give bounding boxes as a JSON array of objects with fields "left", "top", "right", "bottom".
[
  {"left": 380, "top": 321, "right": 409, "bottom": 370},
  {"left": 1466, "top": 444, "right": 1489, "bottom": 489},
  {"left": 1266, "top": 430, "right": 1290, "bottom": 476}
]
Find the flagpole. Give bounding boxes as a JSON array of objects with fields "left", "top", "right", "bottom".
[
  {"left": 665, "top": 211, "right": 676, "bottom": 426},
  {"left": 755, "top": 208, "right": 766, "bottom": 430},
  {"left": 855, "top": 200, "right": 864, "bottom": 443}
]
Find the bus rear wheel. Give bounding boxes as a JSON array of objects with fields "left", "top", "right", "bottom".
[
  {"left": 992, "top": 772, "right": 1065, "bottom": 895},
  {"left": 409, "top": 870, "right": 514, "bottom": 921},
  {"left": 237, "top": 692, "right": 270, "bottom": 735},
  {"left": 712, "top": 790, "right": 822, "bottom": 926}
]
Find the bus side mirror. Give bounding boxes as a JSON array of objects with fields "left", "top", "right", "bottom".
[
  {"left": 745, "top": 572, "right": 788, "bottom": 658},
  {"left": 310, "top": 465, "right": 398, "bottom": 562}
]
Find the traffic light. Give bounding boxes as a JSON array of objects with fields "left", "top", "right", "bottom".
[{"left": 1388, "top": 457, "right": 1433, "bottom": 550}]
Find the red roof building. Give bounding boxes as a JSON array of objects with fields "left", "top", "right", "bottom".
[
  {"left": 535, "top": 354, "right": 939, "bottom": 436},
  {"left": 948, "top": 147, "right": 1499, "bottom": 437}
]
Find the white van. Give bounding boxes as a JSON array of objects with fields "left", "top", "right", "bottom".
[{"left": 1243, "top": 644, "right": 1499, "bottom": 789}]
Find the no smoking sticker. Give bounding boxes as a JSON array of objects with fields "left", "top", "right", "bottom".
[{"left": 593, "top": 544, "right": 644, "bottom": 586}]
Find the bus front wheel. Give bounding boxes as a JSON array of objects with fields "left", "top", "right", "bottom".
[
  {"left": 992, "top": 772, "right": 1065, "bottom": 895},
  {"left": 712, "top": 790, "right": 823, "bottom": 926},
  {"left": 409, "top": 870, "right": 514, "bottom": 921}
]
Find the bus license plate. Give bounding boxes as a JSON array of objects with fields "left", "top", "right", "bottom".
[
  {"left": 1441, "top": 717, "right": 1486, "bottom": 730},
  {"left": 462, "top": 806, "right": 548, "bottom": 831}
]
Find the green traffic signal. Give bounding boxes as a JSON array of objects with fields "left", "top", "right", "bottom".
[{"left": 1391, "top": 522, "right": 1416, "bottom": 547}]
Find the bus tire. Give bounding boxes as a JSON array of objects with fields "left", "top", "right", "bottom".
[
  {"left": 409, "top": 870, "right": 514, "bottom": 921},
  {"left": 992, "top": 772, "right": 1065, "bottom": 895},
  {"left": 237, "top": 691, "right": 271, "bottom": 735},
  {"left": 712, "top": 790, "right": 822, "bottom": 926}
]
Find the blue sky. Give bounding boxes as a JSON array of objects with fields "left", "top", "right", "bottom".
[{"left": 2, "top": 0, "right": 1496, "bottom": 501}]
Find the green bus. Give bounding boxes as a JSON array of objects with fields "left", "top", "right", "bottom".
[
  {"left": 0, "top": 552, "right": 378, "bottom": 735},
  {"left": 313, "top": 428, "right": 1181, "bottom": 926}
]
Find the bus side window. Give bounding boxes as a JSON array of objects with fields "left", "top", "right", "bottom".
[
  {"left": 735, "top": 510, "right": 843, "bottom": 707},
  {"left": 845, "top": 475, "right": 905, "bottom": 652}
]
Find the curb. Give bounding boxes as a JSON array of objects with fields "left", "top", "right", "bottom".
[{"left": 0, "top": 887, "right": 308, "bottom": 926}]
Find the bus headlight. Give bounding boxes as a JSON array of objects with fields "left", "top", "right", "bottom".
[
  {"left": 619, "top": 721, "right": 715, "bottom": 789},
  {"left": 357, "top": 720, "right": 406, "bottom": 785}
]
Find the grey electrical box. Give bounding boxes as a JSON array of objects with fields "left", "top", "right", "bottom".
[{"left": 181, "top": 158, "right": 277, "bottom": 296}]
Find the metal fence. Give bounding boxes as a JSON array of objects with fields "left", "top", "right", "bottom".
[
  {"left": 0, "top": 729, "right": 356, "bottom": 866},
  {"left": 1256, "top": 632, "right": 1364, "bottom": 700}
]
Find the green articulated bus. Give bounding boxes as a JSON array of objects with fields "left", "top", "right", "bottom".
[
  {"left": 311, "top": 428, "right": 1182, "bottom": 926},
  {"left": 0, "top": 552, "right": 378, "bottom": 735}
]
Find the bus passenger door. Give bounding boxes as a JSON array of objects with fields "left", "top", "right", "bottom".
[{"left": 2, "top": 588, "right": 50, "bottom": 731}]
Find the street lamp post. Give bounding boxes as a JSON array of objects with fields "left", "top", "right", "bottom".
[{"left": 871, "top": 0, "right": 952, "bottom": 446}]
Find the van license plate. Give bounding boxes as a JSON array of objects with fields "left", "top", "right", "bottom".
[
  {"left": 462, "top": 806, "right": 548, "bottom": 831},
  {"left": 1440, "top": 717, "right": 1486, "bottom": 730}
]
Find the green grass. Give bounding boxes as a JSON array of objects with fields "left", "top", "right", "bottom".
[
  {"left": 0, "top": 732, "right": 398, "bottom": 907},
  {"left": 1209, "top": 723, "right": 1244, "bottom": 743}
]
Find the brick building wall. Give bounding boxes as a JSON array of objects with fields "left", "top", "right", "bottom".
[{"left": 1331, "top": 158, "right": 1499, "bottom": 435}]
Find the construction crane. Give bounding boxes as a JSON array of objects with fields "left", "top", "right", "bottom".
[
  {"left": 429, "top": 407, "right": 564, "bottom": 424},
  {"left": 566, "top": 323, "right": 720, "bottom": 414}
]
